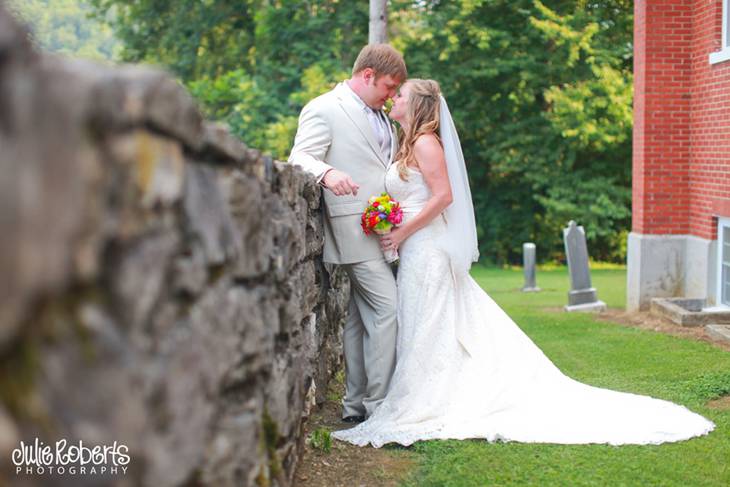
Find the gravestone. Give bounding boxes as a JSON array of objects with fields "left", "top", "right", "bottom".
[
  {"left": 522, "top": 243, "right": 540, "bottom": 292},
  {"left": 563, "top": 221, "right": 606, "bottom": 312}
]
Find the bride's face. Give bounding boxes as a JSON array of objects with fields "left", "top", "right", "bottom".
[{"left": 389, "top": 83, "right": 411, "bottom": 123}]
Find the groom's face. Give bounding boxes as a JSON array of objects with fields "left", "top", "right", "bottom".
[{"left": 363, "top": 68, "right": 401, "bottom": 110}]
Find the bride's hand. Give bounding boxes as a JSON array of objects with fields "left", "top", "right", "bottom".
[{"left": 380, "top": 227, "right": 407, "bottom": 252}]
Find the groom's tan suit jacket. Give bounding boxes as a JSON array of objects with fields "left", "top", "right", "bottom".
[{"left": 288, "top": 82, "right": 398, "bottom": 264}]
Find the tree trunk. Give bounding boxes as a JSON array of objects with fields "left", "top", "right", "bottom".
[{"left": 369, "top": 0, "right": 387, "bottom": 44}]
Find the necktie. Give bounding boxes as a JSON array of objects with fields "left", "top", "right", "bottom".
[{"left": 368, "top": 108, "right": 390, "bottom": 161}]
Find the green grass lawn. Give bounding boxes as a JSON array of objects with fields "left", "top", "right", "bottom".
[{"left": 398, "top": 265, "right": 730, "bottom": 487}]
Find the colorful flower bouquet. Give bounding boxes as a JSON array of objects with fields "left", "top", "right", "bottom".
[{"left": 361, "top": 193, "right": 404, "bottom": 263}]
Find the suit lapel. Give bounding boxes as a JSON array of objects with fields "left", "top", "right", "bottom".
[{"left": 335, "top": 84, "right": 388, "bottom": 168}]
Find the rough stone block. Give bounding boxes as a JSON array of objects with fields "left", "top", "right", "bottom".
[{"left": 184, "top": 162, "right": 242, "bottom": 265}]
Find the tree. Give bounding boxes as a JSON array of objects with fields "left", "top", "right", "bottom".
[
  {"left": 391, "top": 0, "right": 633, "bottom": 263},
  {"left": 91, "top": 0, "right": 368, "bottom": 158},
  {"left": 90, "top": 0, "right": 634, "bottom": 263},
  {"left": 89, "top": 0, "right": 259, "bottom": 81},
  {"left": 8, "top": 0, "right": 120, "bottom": 61}
]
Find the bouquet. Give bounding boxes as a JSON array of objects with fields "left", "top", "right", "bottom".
[{"left": 361, "top": 193, "right": 404, "bottom": 263}]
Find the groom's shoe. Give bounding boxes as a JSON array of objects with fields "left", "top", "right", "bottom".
[{"left": 341, "top": 415, "right": 365, "bottom": 424}]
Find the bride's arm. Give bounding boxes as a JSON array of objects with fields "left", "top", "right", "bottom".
[{"left": 381, "top": 134, "right": 452, "bottom": 251}]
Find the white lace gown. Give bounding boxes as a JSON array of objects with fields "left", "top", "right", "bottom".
[{"left": 331, "top": 163, "right": 715, "bottom": 448}]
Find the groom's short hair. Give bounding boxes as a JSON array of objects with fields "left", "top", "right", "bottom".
[{"left": 352, "top": 44, "right": 407, "bottom": 82}]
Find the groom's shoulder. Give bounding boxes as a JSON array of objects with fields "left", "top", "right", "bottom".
[
  {"left": 302, "top": 85, "right": 341, "bottom": 114},
  {"left": 308, "top": 88, "right": 337, "bottom": 108}
]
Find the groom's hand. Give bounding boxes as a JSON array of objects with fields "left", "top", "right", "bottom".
[{"left": 322, "top": 169, "right": 360, "bottom": 196}]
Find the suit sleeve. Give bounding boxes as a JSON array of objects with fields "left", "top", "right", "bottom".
[{"left": 288, "top": 101, "right": 334, "bottom": 183}]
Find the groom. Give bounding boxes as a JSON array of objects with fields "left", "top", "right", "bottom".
[{"left": 288, "top": 44, "right": 407, "bottom": 422}]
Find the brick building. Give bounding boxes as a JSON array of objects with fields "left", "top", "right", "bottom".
[{"left": 628, "top": 0, "right": 730, "bottom": 310}]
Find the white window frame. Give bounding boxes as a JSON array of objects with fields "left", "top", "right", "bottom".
[
  {"left": 717, "top": 217, "right": 730, "bottom": 307},
  {"left": 709, "top": 0, "right": 730, "bottom": 64}
]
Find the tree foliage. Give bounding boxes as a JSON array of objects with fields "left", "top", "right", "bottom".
[
  {"left": 89, "top": 0, "right": 633, "bottom": 263},
  {"left": 392, "top": 0, "right": 633, "bottom": 263},
  {"left": 89, "top": 0, "right": 366, "bottom": 159},
  {"left": 9, "top": 0, "right": 120, "bottom": 60}
]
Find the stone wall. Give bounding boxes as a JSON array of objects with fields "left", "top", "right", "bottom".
[{"left": 0, "top": 6, "right": 348, "bottom": 486}]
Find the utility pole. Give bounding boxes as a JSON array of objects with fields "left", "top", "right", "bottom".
[{"left": 369, "top": 0, "right": 387, "bottom": 44}]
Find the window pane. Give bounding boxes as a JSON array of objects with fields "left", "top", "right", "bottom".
[
  {"left": 718, "top": 225, "right": 730, "bottom": 306},
  {"left": 723, "top": 225, "right": 730, "bottom": 305}
]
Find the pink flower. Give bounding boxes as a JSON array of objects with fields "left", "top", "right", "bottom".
[{"left": 387, "top": 210, "right": 403, "bottom": 225}]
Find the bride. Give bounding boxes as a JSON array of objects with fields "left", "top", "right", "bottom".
[{"left": 331, "top": 79, "right": 715, "bottom": 448}]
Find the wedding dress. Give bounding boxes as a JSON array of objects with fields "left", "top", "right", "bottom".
[{"left": 331, "top": 162, "right": 715, "bottom": 448}]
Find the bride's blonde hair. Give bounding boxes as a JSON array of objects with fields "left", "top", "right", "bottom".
[{"left": 395, "top": 79, "right": 442, "bottom": 181}]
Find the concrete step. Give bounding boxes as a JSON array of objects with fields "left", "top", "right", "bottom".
[
  {"left": 651, "top": 297, "right": 730, "bottom": 327},
  {"left": 706, "top": 324, "right": 730, "bottom": 343}
]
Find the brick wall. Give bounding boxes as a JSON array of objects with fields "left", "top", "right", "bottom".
[
  {"left": 633, "top": 0, "right": 693, "bottom": 235},
  {"left": 689, "top": 0, "right": 730, "bottom": 239},
  {"left": 634, "top": 0, "right": 730, "bottom": 239}
]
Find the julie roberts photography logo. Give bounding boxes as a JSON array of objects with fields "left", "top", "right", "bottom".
[{"left": 12, "top": 438, "right": 130, "bottom": 477}]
